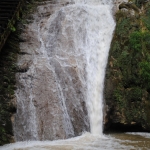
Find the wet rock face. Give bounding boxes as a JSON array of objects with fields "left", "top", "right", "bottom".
[{"left": 14, "top": 2, "right": 89, "bottom": 141}]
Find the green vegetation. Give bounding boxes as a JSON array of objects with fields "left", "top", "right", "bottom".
[{"left": 105, "top": 1, "right": 150, "bottom": 130}]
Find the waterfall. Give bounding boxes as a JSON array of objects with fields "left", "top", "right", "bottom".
[
  {"left": 14, "top": 0, "right": 115, "bottom": 141},
  {"left": 76, "top": 0, "right": 115, "bottom": 135}
]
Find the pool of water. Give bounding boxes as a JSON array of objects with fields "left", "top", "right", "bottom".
[{"left": 1, "top": 132, "right": 150, "bottom": 150}]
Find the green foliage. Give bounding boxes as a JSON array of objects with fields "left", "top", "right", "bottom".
[
  {"left": 10, "top": 26, "right": 16, "bottom": 32},
  {"left": 106, "top": 2, "right": 150, "bottom": 129},
  {"left": 143, "top": 18, "right": 150, "bottom": 31},
  {"left": 114, "top": 87, "right": 126, "bottom": 109},
  {"left": 129, "top": 31, "right": 142, "bottom": 51},
  {"left": 140, "top": 61, "right": 150, "bottom": 88},
  {"left": 116, "top": 17, "right": 130, "bottom": 37},
  {"left": 126, "top": 87, "right": 142, "bottom": 102},
  {"left": 8, "top": 21, "right": 16, "bottom": 32}
]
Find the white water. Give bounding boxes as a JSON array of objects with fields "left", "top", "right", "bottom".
[
  {"left": 2, "top": 0, "right": 150, "bottom": 150},
  {"left": 82, "top": 1, "right": 115, "bottom": 135},
  {"left": 64, "top": 0, "right": 116, "bottom": 136},
  {"left": 0, "top": 133, "right": 128, "bottom": 150},
  {"left": 54, "top": 0, "right": 115, "bottom": 135},
  {"left": 13, "top": 0, "right": 116, "bottom": 141},
  {"left": 1, "top": 132, "right": 150, "bottom": 150}
]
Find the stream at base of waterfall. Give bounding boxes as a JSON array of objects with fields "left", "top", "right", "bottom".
[
  {"left": 1, "top": 132, "right": 150, "bottom": 149},
  {"left": 1, "top": 0, "right": 150, "bottom": 150}
]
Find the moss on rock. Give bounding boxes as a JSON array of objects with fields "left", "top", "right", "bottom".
[{"left": 104, "top": 1, "right": 150, "bottom": 131}]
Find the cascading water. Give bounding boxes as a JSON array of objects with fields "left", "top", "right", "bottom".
[
  {"left": 82, "top": 1, "right": 115, "bottom": 135},
  {"left": 14, "top": 0, "right": 115, "bottom": 142},
  {"left": 2, "top": 0, "right": 150, "bottom": 150}
]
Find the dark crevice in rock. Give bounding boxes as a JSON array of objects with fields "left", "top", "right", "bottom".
[
  {"left": 17, "top": 67, "right": 29, "bottom": 73},
  {"left": 119, "top": 2, "right": 140, "bottom": 13},
  {"left": 104, "top": 123, "right": 150, "bottom": 133},
  {"left": 18, "top": 52, "right": 31, "bottom": 55}
]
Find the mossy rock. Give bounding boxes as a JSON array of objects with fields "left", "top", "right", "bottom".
[{"left": 104, "top": 1, "right": 150, "bottom": 131}]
